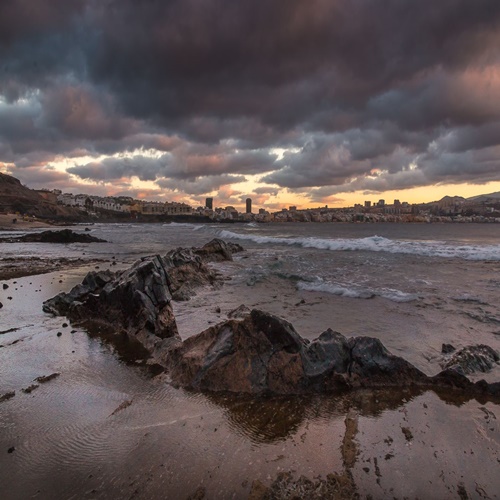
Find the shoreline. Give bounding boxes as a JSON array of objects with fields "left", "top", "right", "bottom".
[
  {"left": 0, "top": 256, "right": 109, "bottom": 281},
  {"left": 0, "top": 213, "right": 55, "bottom": 231}
]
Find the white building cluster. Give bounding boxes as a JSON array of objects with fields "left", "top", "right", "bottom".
[{"left": 57, "top": 193, "right": 192, "bottom": 216}]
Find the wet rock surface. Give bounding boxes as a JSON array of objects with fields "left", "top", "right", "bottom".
[
  {"left": 167, "top": 309, "right": 432, "bottom": 394},
  {"left": 167, "top": 308, "right": 500, "bottom": 397},
  {"left": 43, "top": 239, "right": 241, "bottom": 358},
  {"left": 0, "top": 229, "right": 107, "bottom": 243},
  {"left": 443, "top": 344, "right": 500, "bottom": 375},
  {"left": 45, "top": 256, "right": 180, "bottom": 357},
  {"left": 164, "top": 238, "right": 244, "bottom": 300}
]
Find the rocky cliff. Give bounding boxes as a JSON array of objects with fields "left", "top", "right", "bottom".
[{"left": 0, "top": 172, "right": 86, "bottom": 220}]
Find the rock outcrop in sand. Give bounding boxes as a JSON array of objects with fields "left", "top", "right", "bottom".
[
  {"left": 167, "top": 308, "right": 500, "bottom": 396},
  {"left": 442, "top": 344, "right": 500, "bottom": 375},
  {"left": 43, "top": 239, "right": 241, "bottom": 354},
  {"left": 0, "top": 229, "right": 106, "bottom": 243},
  {"left": 44, "top": 240, "right": 500, "bottom": 398}
]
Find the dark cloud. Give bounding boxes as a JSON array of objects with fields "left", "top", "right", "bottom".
[
  {"left": 253, "top": 187, "right": 280, "bottom": 196},
  {"left": 1, "top": 1, "right": 500, "bottom": 200},
  {"left": 68, "top": 155, "right": 171, "bottom": 182},
  {"left": 163, "top": 148, "right": 277, "bottom": 180},
  {"left": 6, "top": 164, "right": 72, "bottom": 189},
  {"left": 157, "top": 174, "right": 246, "bottom": 196}
]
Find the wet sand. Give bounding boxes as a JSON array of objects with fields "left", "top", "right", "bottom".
[
  {"left": 0, "top": 256, "right": 108, "bottom": 280},
  {"left": 1, "top": 261, "right": 500, "bottom": 499}
]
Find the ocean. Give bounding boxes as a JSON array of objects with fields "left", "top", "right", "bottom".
[{"left": 1, "top": 221, "right": 500, "bottom": 498}]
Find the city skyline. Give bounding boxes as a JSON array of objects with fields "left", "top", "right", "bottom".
[{"left": 1, "top": 1, "right": 500, "bottom": 211}]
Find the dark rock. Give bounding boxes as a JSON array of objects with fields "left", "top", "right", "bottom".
[
  {"left": 43, "top": 270, "right": 115, "bottom": 316},
  {"left": 35, "top": 373, "right": 60, "bottom": 383},
  {"left": 0, "top": 229, "right": 106, "bottom": 244},
  {"left": 168, "top": 309, "right": 428, "bottom": 395},
  {"left": 0, "top": 391, "right": 15, "bottom": 402},
  {"left": 159, "top": 240, "right": 239, "bottom": 301},
  {"left": 348, "top": 336, "right": 428, "bottom": 387},
  {"left": 302, "top": 329, "right": 351, "bottom": 391},
  {"left": 168, "top": 310, "right": 308, "bottom": 394},
  {"left": 163, "top": 247, "right": 215, "bottom": 301},
  {"left": 193, "top": 238, "right": 244, "bottom": 262},
  {"left": 62, "top": 323, "right": 68, "bottom": 328},
  {"left": 443, "top": 345, "right": 499, "bottom": 375},
  {"left": 2, "top": 284, "right": 8, "bottom": 289},
  {"left": 44, "top": 255, "right": 180, "bottom": 360},
  {"left": 22, "top": 384, "right": 39, "bottom": 394},
  {"left": 7, "top": 447, "right": 15, "bottom": 454},
  {"left": 0, "top": 302, "right": 3, "bottom": 309},
  {"left": 441, "top": 343, "right": 456, "bottom": 354},
  {"left": 227, "top": 304, "right": 251, "bottom": 319},
  {"left": 56, "top": 332, "right": 62, "bottom": 337},
  {"left": 43, "top": 241, "right": 241, "bottom": 363},
  {"left": 401, "top": 427, "right": 413, "bottom": 441}
]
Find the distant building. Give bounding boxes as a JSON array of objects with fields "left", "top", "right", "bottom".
[
  {"left": 377, "top": 199, "right": 385, "bottom": 207},
  {"left": 246, "top": 198, "right": 252, "bottom": 214},
  {"left": 289, "top": 206, "right": 297, "bottom": 211},
  {"left": 205, "top": 197, "right": 213, "bottom": 210},
  {"left": 364, "top": 201, "right": 371, "bottom": 208},
  {"left": 164, "top": 202, "right": 192, "bottom": 215}
]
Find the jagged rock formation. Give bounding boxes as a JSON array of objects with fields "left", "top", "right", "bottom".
[
  {"left": 0, "top": 229, "right": 106, "bottom": 243},
  {"left": 193, "top": 238, "right": 244, "bottom": 262},
  {"left": 44, "top": 258, "right": 179, "bottom": 355},
  {"left": 168, "top": 309, "right": 500, "bottom": 397},
  {"left": 443, "top": 345, "right": 500, "bottom": 375},
  {"left": 43, "top": 239, "right": 241, "bottom": 355}
]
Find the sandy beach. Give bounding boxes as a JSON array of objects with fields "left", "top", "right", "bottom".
[
  {"left": 1, "top": 222, "right": 500, "bottom": 498},
  {"left": 0, "top": 213, "right": 54, "bottom": 231},
  {"left": 1, "top": 260, "right": 500, "bottom": 499}
]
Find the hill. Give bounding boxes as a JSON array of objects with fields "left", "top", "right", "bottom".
[
  {"left": 0, "top": 172, "right": 86, "bottom": 221},
  {"left": 467, "top": 192, "right": 500, "bottom": 203}
]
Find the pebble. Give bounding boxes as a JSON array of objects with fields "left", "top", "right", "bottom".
[{"left": 57, "top": 332, "right": 62, "bottom": 337}]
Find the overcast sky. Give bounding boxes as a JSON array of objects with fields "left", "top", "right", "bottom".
[{"left": 1, "top": 0, "right": 500, "bottom": 209}]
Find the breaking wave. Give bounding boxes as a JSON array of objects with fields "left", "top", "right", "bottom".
[
  {"left": 217, "top": 230, "right": 500, "bottom": 261},
  {"left": 297, "top": 280, "right": 419, "bottom": 303}
]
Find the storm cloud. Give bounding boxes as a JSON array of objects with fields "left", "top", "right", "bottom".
[{"left": 1, "top": 0, "right": 500, "bottom": 205}]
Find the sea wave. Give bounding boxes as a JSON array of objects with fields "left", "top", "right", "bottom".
[
  {"left": 297, "top": 280, "right": 419, "bottom": 302},
  {"left": 217, "top": 230, "right": 500, "bottom": 260}
]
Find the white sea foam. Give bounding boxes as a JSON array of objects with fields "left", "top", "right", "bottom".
[
  {"left": 297, "top": 280, "right": 419, "bottom": 302},
  {"left": 217, "top": 230, "right": 500, "bottom": 261},
  {"left": 167, "top": 222, "right": 199, "bottom": 228}
]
